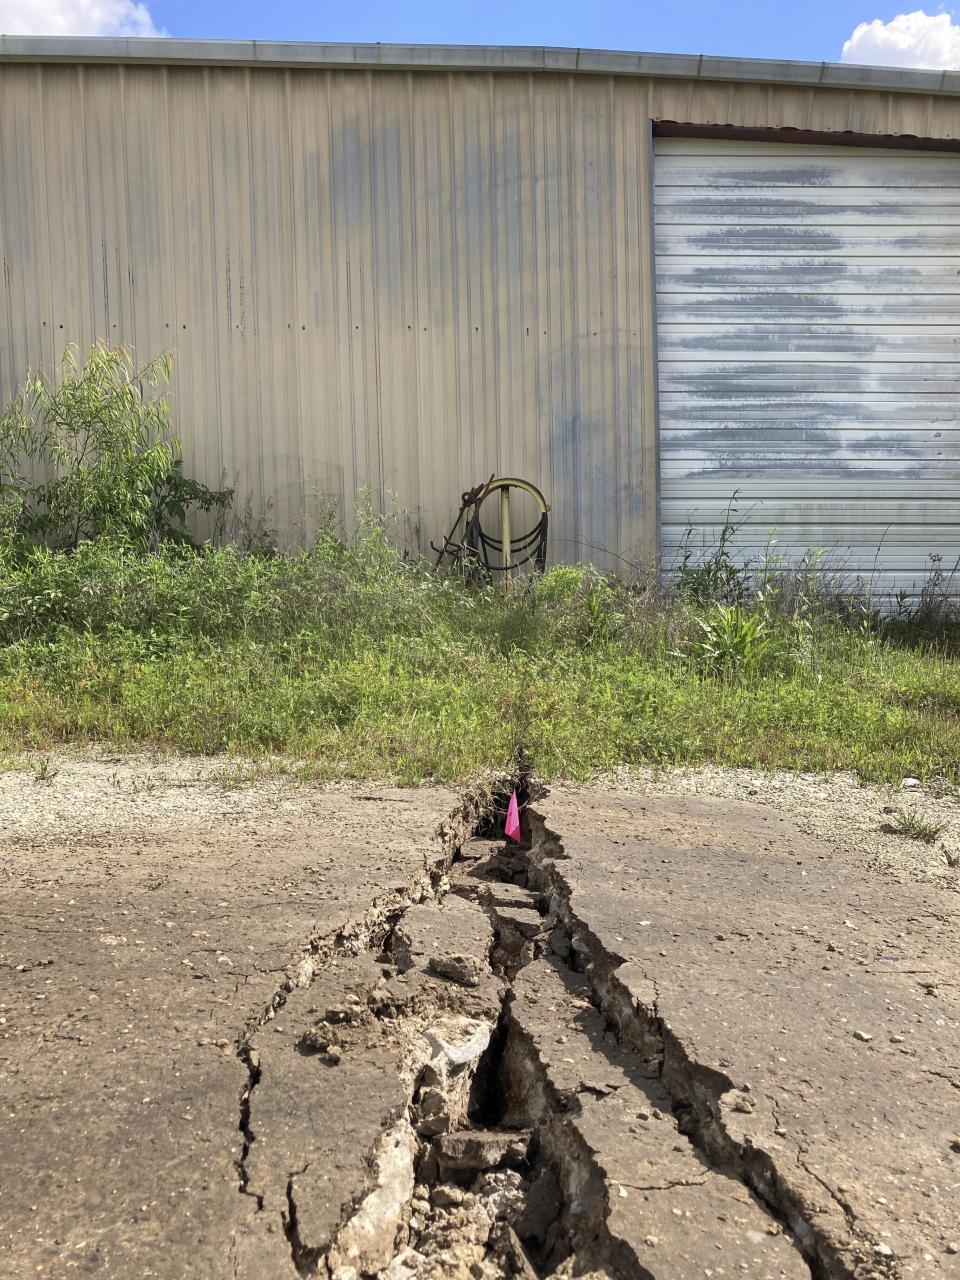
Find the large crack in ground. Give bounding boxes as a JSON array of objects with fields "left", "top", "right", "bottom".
[
  {"left": 518, "top": 813, "right": 823, "bottom": 1279},
  {"left": 234, "top": 893, "right": 420, "bottom": 1216},
  {"left": 230, "top": 790, "right": 877, "bottom": 1280},
  {"left": 229, "top": 788, "right": 488, "bottom": 1274}
]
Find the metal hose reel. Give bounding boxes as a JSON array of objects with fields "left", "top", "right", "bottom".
[{"left": 432, "top": 476, "right": 550, "bottom": 579}]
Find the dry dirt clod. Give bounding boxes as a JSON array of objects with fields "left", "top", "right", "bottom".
[
  {"left": 433, "top": 1130, "right": 531, "bottom": 1178},
  {"left": 430, "top": 1186, "right": 464, "bottom": 1209}
]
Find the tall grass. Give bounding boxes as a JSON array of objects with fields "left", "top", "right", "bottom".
[{"left": 0, "top": 513, "right": 958, "bottom": 784}]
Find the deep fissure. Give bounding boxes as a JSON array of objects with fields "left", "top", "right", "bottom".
[
  {"left": 520, "top": 812, "right": 856, "bottom": 1280},
  {"left": 236, "top": 1043, "right": 264, "bottom": 1208},
  {"left": 285, "top": 1169, "right": 324, "bottom": 1277},
  {"left": 229, "top": 785, "right": 862, "bottom": 1279}
]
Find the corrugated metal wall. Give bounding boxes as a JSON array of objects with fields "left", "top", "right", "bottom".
[
  {"left": 655, "top": 138, "right": 960, "bottom": 597},
  {"left": 1, "top": 59, "right": 958, "bottom": 566},
  {"left": 0, "top": 63, "right": 654, "bottom": 566}
]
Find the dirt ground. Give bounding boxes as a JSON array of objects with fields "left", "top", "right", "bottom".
[{"left": 0, "top": 753, "right": 957, "bottom": 1280}]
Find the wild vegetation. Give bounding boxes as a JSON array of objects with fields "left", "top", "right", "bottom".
[
  {"left": 883, "top": 806, "right": 948, "bottom": 844},
  {"left": 0, "top": 344, "right": 231, "bottom": 550},
  {"left": 1, "top": 344, "right": 958, "bottom": 784}
]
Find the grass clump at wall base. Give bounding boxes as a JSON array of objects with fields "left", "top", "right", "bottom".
[{"left": 0, "top": 521, "right": 959, "bottom": 784}]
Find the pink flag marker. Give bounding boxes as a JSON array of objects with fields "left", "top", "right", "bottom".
[{"left": 505, "top": 790, "right": 522, "bottom": 842}]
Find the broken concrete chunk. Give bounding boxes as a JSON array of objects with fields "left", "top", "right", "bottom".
[
  {"left": 325, "top": 1119, "right": 417, "bottom": 1276},
  {"left": 504, "top": 956, "right": 808, "bottom": 1278},
  {"left": 414, "top": 1017, "right": 497, "bottom": 1137},
  {"left": 245, "top": 967, "right": 415, "bottom": 1268},
  {"left": 434, "top": 1129, "right": 531, "bottom": 1176},
  {"left": 490, "top": 904, "right": 546, "bottom": 940},
  {"left": 481, "top": 882, "right": 541, "bottom": 911},
  {"left": 429, "top": 953, "right": 487, "bottom": 987},
  {"left": 503, "top": 958, "right": 645, "bottom": 1118},
  {"left": 423, "top": 1022, "right": 491, "bottom": 1069},
  {"left": 613, "top": 961, "right": 659, "bottom": 1019},
  {"left": 574, "top": 1092, "right": 808, "bottom": 1278},
  {"left": 393, "top": 896, "right": 493, "bottom": 988}
]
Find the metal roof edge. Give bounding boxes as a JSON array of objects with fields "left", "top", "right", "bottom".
[{"left": 0, "top": 36, "right": 956, "bottom": 95}]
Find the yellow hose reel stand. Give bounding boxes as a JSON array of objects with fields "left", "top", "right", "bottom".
[{"left": 433, "top": 476, "right": 550, "bottom": 578}]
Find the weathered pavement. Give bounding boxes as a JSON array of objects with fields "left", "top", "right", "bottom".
[
  {"left": 530, "top": 789, "right": 960, "bottom": 1279},
  {"left": 0, "top": 782, "right": 466, "bottom": 1278},
  {"left": 1, "top": 768, "right": 958, "bottom": 1279}
]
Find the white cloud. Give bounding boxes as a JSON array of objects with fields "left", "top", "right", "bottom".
[
  {"left": 0, "top": 0, "right": 162, "bottom": 36},
  {"left": 841, "top": 9, "right": 960, "bottom": 69}
]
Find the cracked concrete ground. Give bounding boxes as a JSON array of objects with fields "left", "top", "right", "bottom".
[
  {"left": 0, "top": 757, "right": 958, "bottom": 1280},
  {"left": 0, "top": 760, "right": 463, "bottom": 1278},
  {"left": 535, "top": 789, "right": 960, "bottom": 1279}
]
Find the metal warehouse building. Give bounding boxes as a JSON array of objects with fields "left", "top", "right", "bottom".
[{"left": 1, "top": 37, "right": 959, "bottom": 590}]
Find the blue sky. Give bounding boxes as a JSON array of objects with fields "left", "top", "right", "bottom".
[
  {"left": 2, "top": 2, "right": 960, "bottom": 71},
  {"left": 141, "top": 1, "right": 944, "bottom": 61}
]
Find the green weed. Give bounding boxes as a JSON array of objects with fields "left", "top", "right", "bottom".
[
  {"left": 884, "top": 807, "right": 948, "bottom": 844},
  {"left": 673, "top": 602, "right": 794, "bottom": 678},
  {"left": 32, "top": 755, "right": 58, "bottom": 783},
  {"left": 0, "top": 512, "right": 956, "bottom": 784}
]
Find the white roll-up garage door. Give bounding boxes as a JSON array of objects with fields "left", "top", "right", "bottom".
[{"left": 654, "top": 138, "right": 960, "bottom": 599}]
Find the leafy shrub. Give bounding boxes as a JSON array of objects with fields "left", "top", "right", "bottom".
[{"left": 0, "top": 343, "right": 232, "bottom": 550}]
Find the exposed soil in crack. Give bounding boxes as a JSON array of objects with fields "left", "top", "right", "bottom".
[
  {"left": 516, "top": 812, "right": 823, "bottom": 1278},
  {"left": 218, "top": 777, "right": 960, "bottom": 1280},
  {"left": 238, "top": 781, "right": 839, "bottom": 1280},
  {"left": 3, "top": 760, "right": 955, "bottom": 1280}
]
